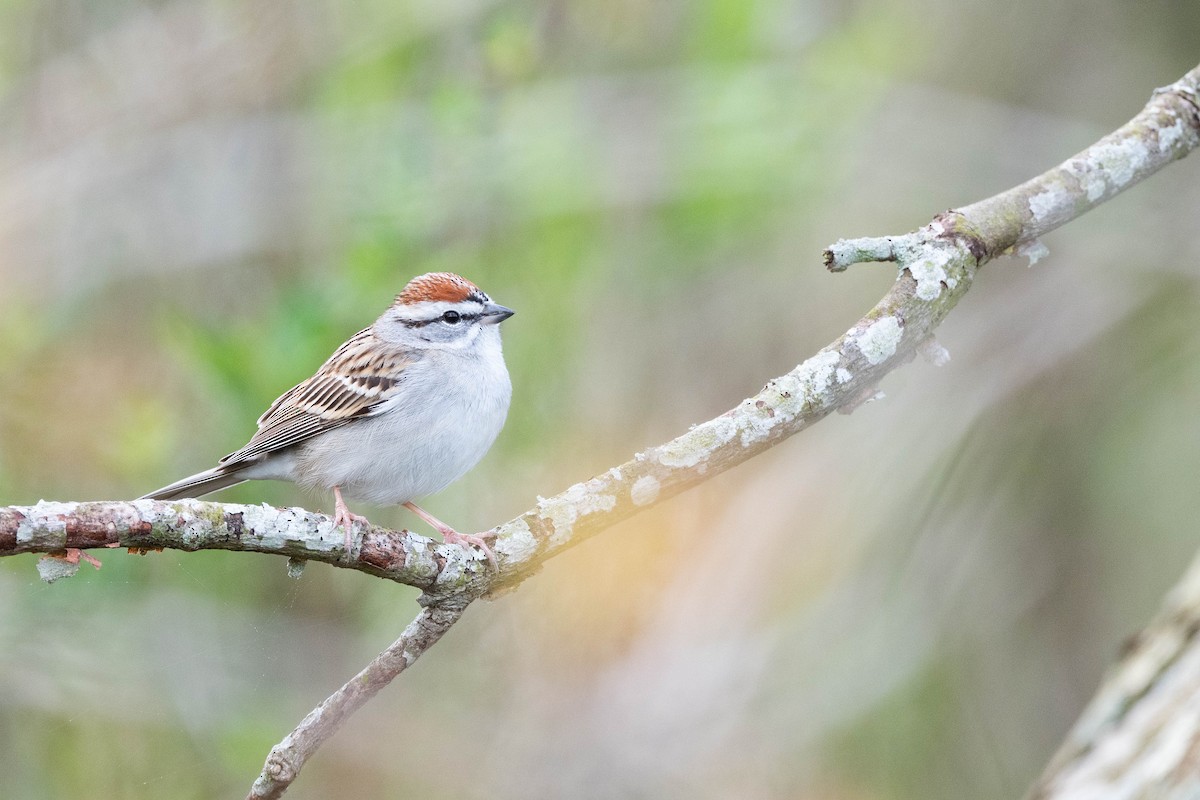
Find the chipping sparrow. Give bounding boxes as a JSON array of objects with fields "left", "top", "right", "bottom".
[{"left": 142, "top": 272, "right": 514, "bottom": 565}]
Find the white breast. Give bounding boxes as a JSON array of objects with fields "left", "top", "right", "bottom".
[{"left": 290, "top": 331, "right": 512, "bottom": 505}]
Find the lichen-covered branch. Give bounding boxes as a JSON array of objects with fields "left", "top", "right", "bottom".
[
  {"left": 827, "top": 66, "right": 1200, "bottom": 272},
  {"left": 0, "top": 499, "right": 473, "bottom": 590},
  {"left": 3, "top": 63, "right": 1197, "bottom": 799},
  {"left": 4, "top": 66, "right": 1197, "bottom": 603},
  {"left": 1026, "top": 551, "right": 1200, "bottom": 799}
]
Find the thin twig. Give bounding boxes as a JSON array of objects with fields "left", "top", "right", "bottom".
[{"left": 247, "top": 602, "right": 467, "bottom": 800}]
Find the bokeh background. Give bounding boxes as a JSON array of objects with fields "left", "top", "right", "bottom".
[{"left": 1, "top": 1, "right": 1198, "bottom": 798}]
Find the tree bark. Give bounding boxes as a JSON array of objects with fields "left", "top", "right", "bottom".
[{"left": 1028, "top": 550, "right": 1200, "bottom": 799}]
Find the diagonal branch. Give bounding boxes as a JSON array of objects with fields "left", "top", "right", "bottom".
[
  {"left": 3, "top": 64, "right": 1197, "bottom": 799},
  {"left": 249, "top": 602, "right": 467, "bottom": 799}
]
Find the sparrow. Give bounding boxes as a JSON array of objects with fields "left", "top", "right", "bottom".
[{"left": 142, "top": 272, "right": 514, "bottom": 565}]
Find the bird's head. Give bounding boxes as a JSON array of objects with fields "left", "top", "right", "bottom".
[{"left": 375, "top": 272, "right": 514, "bottom": 351}]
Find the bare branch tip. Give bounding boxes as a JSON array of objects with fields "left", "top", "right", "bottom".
[
  {"left": 822, "top": 248, "right": 843, "bottom": 272},
  {"left": 823, "top": 236, "right": 901, "bottom": 273}
]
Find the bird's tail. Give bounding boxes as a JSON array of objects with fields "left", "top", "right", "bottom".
[{"left": 140, "top": 466, "right": 247, "bottom": 501}]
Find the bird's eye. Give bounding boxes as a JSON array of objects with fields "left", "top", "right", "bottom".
[{"left": 442, "top": 310, "right": 461, "bottom": 324}]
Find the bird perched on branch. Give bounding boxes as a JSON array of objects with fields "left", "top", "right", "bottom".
[{"left": 142, "top": 272, "right": 514, "bottom": 566}]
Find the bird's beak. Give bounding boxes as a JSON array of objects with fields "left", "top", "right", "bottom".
[{"left": 481, "top": 303, "right": 515, "bottom": 324}]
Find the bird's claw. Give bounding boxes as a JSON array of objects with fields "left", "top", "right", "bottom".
[
  {"left": 440, "top": 529, "right": 498, "bottom": 569},
  {"left": 333, "top": 508, "right": 370, "bottom": 528},
  {"left": 333, "top": 506, "right": 370, "bottom": 554},
  {"left": 332, "top": 485, "right": 372, "bottom": 555}
]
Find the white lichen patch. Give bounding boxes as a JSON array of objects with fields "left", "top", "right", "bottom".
[
  {"left": 657, "top": 414, "right": 738, "bottom": 468},
  {"left": 630, "top": 475, "right": 661, "bottom": 506},
  {"left": 434, "top": 545, "right": 474, "bottom": 583},
  {"left": 1157, "top": 116, "right": 1188, "bottom": 153},
  {"left": 740, "top": 354, "right": 842, "bottom": 443},
  {"left": 906, "top": 247, "right": 955, "bottom": 301},
  {"left": 494, "top": 519, "right": 538, "bottom": 562},
  {"left": 401, "top": 535, "right": 440, "bottom": 575},
  {"left": 790, "top": 350, "right": 841, "bottom": 404},
  {"left": 1064, "top": 138, "right": 1152, "bottom": 204},
  {"left": 836, "top": 368, "right": 852, "bottom": 384},
  {"left": 738, "top": 397, "right": 778, "bottom": 446},
  {"left": 853, "top": 317, "right": 903, "bottom": 366},
  {"left": 1079, "top": 168, "right": 1107, "bottom": 202},
  {"left": 194, "top": 502, "right": 361, "bottom": 555},
  {"left": 225, "top": 504, "right": 328, "bottom": 552},
  {"left": 130, "top": 497, "right": 162, "bottom": 519},
  {"left": 536, "top": 480, "right": 618, "bottom": 546},
  {"left": 1029, "top": 185, "right": 1072, "bottom": 225},
  {"left": 19, "top": 500, "right": 74, "bottom": 543},
  {"left": 1088, "top": 138, "right": 1149, "bottom": 189}
]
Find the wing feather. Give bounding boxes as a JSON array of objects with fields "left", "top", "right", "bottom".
[{"left": 219, "top": 327, "right": 412, "bottom": 466}]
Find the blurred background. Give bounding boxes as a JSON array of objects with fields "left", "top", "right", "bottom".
[{"left": 1, "top": 1, "right": 1198, "bottom": 798}]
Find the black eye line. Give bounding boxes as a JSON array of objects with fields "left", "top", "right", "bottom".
[{"left": 401, "top": 312, "right": 482, "bottom": 329}]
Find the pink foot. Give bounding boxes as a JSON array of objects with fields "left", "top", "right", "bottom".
[
  {"left": 333, "top": 486, "right": 370, "bottom": 554},
  {"left": 403, "top": 502, "right": 498, "bottom": 568},
  {"left": 440, "top": 529, "right": 498, "bottom": 569}
]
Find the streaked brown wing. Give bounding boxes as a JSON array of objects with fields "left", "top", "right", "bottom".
[{"left": 219, "top": 327, "right": 411, "bottom": 465}]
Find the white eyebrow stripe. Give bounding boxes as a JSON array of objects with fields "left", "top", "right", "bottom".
[{"left": 397, "top": 299, "right": 486, "bottom": 322}]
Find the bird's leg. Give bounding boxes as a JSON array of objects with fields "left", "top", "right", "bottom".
[
  {"left": 402, "top": 502, "right": 497, "bottom": 568},
  {"left": 333, "top": 485, "right": 370, "bottom": 553}
]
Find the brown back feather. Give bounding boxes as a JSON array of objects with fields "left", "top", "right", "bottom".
[{"left": 220, "top": 328, "right": 413, "bottom": 465}]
